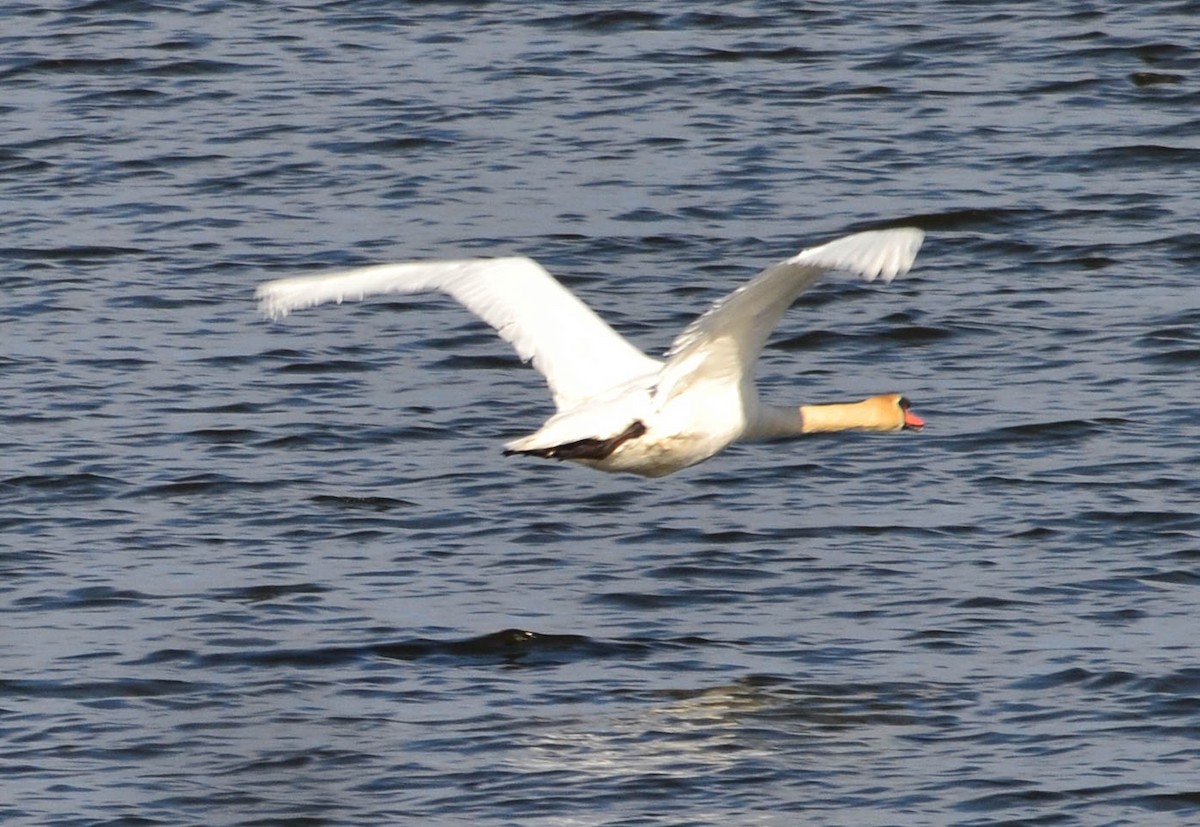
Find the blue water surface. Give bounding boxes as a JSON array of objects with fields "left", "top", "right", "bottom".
[{"left": 3, "top": 2, "right": 1200, "bottom": 825}]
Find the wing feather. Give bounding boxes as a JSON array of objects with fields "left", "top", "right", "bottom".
[
  {"left": 256, "top": 257, "right": 662, "bottom": 411},
  {"left": 658, "top": 228, "right": 924, "bottom": 400}
]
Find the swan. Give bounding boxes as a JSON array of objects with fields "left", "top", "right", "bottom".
[{"left": 257, "top": 227, "right": 926, "bottom": 477}]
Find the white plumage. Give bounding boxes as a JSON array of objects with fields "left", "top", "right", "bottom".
[{"left": 257, "top": 227, "right": 925, "bottom": 477}]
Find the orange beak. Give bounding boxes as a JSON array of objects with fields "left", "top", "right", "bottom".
[{"left": 903, "top": 408, "right": 925, "bottom": 430}]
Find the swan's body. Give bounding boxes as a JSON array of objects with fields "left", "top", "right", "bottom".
[{"left": 257, "top": 228, "right": 925, "bottom": 477}]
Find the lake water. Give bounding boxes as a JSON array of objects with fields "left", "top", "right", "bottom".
[{"left": 3, "top": 2, "right": 1200, "bottom": 825}]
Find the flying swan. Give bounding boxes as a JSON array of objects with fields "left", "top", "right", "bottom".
[{"left": 257, "top": 227, "right": 925, "bottom": 477}]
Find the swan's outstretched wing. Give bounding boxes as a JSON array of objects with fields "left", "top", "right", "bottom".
[
  {"left": 657, "top": 228, "right": 924, "bottom": 401},
  {"left": 256, "top": 257, "right": 662, "bottom": 411}
]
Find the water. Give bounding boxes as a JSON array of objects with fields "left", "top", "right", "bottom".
[{"left": 3, "top": 2, "right": 1200, "bottom": 825}]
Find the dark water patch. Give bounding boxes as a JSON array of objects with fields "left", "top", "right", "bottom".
[
  {"left": 124, "top": 473, "right": 276, "bottom": 499},
  {"left": 163, "top": 400, "right": 270, "bottom": 415},
  {"left": 1, "top": 472, "right": 126, "bottom": 502},
  {"left": 1048, "top": 576, "right": 1164, "bottom": 597},
  {"left": 325, "top": 528, "right": 391, "bottom": 542},
  {"left": 187, "top": 427, "right": 260, "bottom": 444},
  {"left": 14, "top": 586, "right": 155, "bottom": 612},
  {"left": 236, "top": 162, "right": 328, "bottom": 186},
  {"left": 0, "top": 150, "right": 54, "bottom": 175},
  {"left": 273, "top": 358, "right": 375, "bottom": 375},
  {"left": 190, "top": 166, "right": 322, "bottom": 196},
  {"left": 128, "top": 152, "right": 231, "bottom": 173},
  {"left": 1082, "top": 608, "right": 1147, "bottom": 625},
  {"left": 497, "top": 513, "right": 569, "bottom": 541},
  {"left": 0, "top": 56, "right": 141, "bottom": 82},
  {"left": 702, "top": 45, "right": 830, "bottom": 65},
  {"left": 65, "top": 87, "right": 170, "bottom": 108},
  {"left": 313, "top": 136, "right": 458, "bottom": 155},
  {"left": 63, "top": 0, "right": 175, "bottom": 14},
  {"left": 213, "top": 583, "right": 330, "bottom": 604},
  {"left": 1012, "top": 666, "right": 1185, "bottom": 693},
  {"left": 536, "top": 9, "right": 666, "bottom": 32},
  {"left": 1079, "top": 509, "right": 1200, "bottom": 533},
  {"left": 1135, "top": 668, "right": 1200, "bottom": 696},
  {"left": 978, "top": 417, "right": 1126, "bottom": 447},
  {"left": 242, "top": 347, "right": 311, "bottom": 364},
  {"left": 617, "top": 525, "right": 770, "bottom": 547},
  {"left": 1027, "top": 238, "right": 1127, "bottom": 271},
  {"left": 1131, "top": 71, "right": 1186, "bottom": 87},
  {"left": 881, "top": 324, "right": 955, "bottom": 344},
  {"left": 188, "top": 351, "right": 276, "bottom": 371},
  {"left": 39, "top": 385, "right": 111, "bottom": 413},
  {"left": 1152, "top": 547, "right": 1200, "bottom": 563},
  {"left": 0, "top": 677, "right": 200, "bottom": 700},
  {"left": 256, "top": 429, "right": 344, "bottom": 450},
  {"left": 1136, "top": 345, "right": 1200, "bottom": 366},
  {"left": 647, "top": 563, "right": 773, "bottom": 583},
  {"left": 432, "top": 353, "right": 520, "bottom": 371},
  {"left": 909, "top": 206, "right": 1052, "bottom": 233},
  {"left": 76, "top": 356, "right": 154, "bottom": 371},
  {"left": 1141, "top": 324, "right": 1200, "bottom": 347},
  {"left": 593, "top": 588, "right": 746, "bottom": 610},
  {"left": 641, "top": 44, "right": 831, "bottom": 67},
  {"left": 957, "top": 782, "right": 1147, "bottom": 814},
  {"left": 1072, "top": 201, "right": 1175, "bottom": 225},
  {"left": 573, "top": 488, "right": 646, "bottom": 513},
  {"left": 1068, "top": 40, "right": 1192, "bottom": 66},
  {"left": 1022, "top": 76, "right": 1106, "bottom": 96},
  {"left": 1008, "top": 525, "right": 1059, "bottom": 540},
  {"left": 310, "top": 494, "right": 417, "bottom": 511},
  {"left": 1055, "top": 144, "right": 1200, "bottom": 173},
  {"left": 1121, "top": 790, "right": 1200, "bottom": 814},
  {"left": 1158, "top": 232, "right": 1200, "bottom": 267},
  {"left": 105, "top": 292, "right": 221, "bottom": 310},
  {"left": 350, "top": 423, "right": 451, "bottom": 445},
  {"left": 384, "top": 629, "right": 653, "bottom": 665},
  {"left": 671, "top": 12, "right": 770, "bottom": 31},
  {"left": 614, "top": 206, "right": 675, "bottom": 224},
  {"left": 171, "top": 629, "right": 658, "bottom": 671},
  {"left": 1132, "top": 41, "right": 1194, "bottom": 64},
  {"left": 0, "top": 245, "right": 145, "bottom": 263},
  {"left": 904, "top": 629, "right": 974, "bottom": 653},
  {"left": 143, "top": 59, "right": 248, "bottom": 78},
  {"left": 772, "top": 329, "right": 857, "bottom": 351},
  {"left": 954, "top": 595, "right": 1034, "bottom": 611}
]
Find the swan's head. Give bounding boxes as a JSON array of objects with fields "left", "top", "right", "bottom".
[
  {"left": 891, "top": 394, "right": 925, "bottom": 431},
  {"left": 861, "top": 393, "right": 924, "bottom": 431}
]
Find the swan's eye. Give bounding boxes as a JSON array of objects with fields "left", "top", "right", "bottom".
[{"left": 898, "top": 396, "right": 912, "bottom": 410}]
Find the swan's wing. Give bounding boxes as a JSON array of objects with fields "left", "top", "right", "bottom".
[
  {"left": 256, "top": 257, "right": 662, "bottom": 411},
  {"left": 657, "top": 228, "right": 924, "bottom": 401}
]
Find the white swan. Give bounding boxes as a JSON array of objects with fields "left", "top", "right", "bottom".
[{"left": 257, "top": 227, "right": 925, "bottom": 477}]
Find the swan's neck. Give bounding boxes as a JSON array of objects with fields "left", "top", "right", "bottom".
[
  {"left": 744, "top": 404, "right": 806, "bottom": 440},
  {"left": 745, "top": 396, "right": 905, "bottom": 440},
  {"left": 799, "top": 398, "right": 899, "bottom": 433}
]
